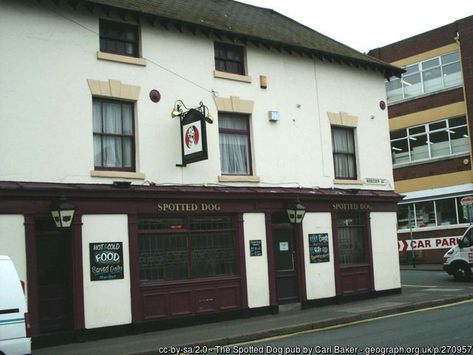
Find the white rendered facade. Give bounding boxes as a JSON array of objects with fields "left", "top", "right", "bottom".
[{"left": 0, "top": 0, "right": 401, "bottom": 338}]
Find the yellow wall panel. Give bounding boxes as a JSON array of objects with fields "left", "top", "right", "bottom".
[
  {"left": 395, "top": 171, "right": 473, "bottom": 193},
  {"left": 389, "top": 102, "right": 466, "bottom": 131},
  {"left": 391, "top": 43, "right": 459, "bottom": 67}
]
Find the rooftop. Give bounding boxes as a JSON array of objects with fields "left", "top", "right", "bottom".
[{"left": 80, "top": 0, "right": 401, "bottom": 77}]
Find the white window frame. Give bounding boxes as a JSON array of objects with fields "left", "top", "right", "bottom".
[
  {"left": 390, "top": 116, "right": 468, "bottom": 166},
  {"left": 397, "top": 194, "right": 472, "bottom": 232},
  {"left": 386, "top": 50, "right": 462, "bottom": 103}
]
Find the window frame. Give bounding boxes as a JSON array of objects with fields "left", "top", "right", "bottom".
[
  {"left": 331, "top": 126, "right": 357, "bottom": 180},
  {"left": 335, "top": 213, "right": 368, "bottom": 267},
  {"left": 397, "top": 195, "right": 472, "bottom": 231},
  {"left": 214, "top": 42, "right": 246, "bottom": 76},
  {"left": 390, "top": 116, "right": 469, "bottom": 166},
  {"left": 385, "top": 50, "right": 462, "bottom": 103},
  {"left": 92, "top": 98, "right": 136, "bottom": 172},
  {"left": 218, "top": 113, "right": 253, "bottom": 176},
  {"left": 99, "top": 19, "right": 140, "bottom": 58},
  {"left": 137, "top": 215, "right": 238, "bottom": 283}
]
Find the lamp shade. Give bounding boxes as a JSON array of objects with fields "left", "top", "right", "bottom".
[
  {"left": 286, "top": 200, "right": 306, "bottom": 224},
  {"left": 50, "top": 197, "right": 75, "bottom": 228}
]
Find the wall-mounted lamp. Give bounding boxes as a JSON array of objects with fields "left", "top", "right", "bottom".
[
  {"left": 286, "top": 199, "right": 306, "bottom": 224},
  {"left": 171, "top": 100, "right": 213, "bottom": 124},
  {"left": 50, "top": 197, "right": 75, "bottom": 228}
]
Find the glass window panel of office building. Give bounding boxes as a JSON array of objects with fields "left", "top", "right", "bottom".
[
  {"left": 397, "top": 196, "right": 470, "bottom": 230},
  {"left": 390, "top": 116, "right": 468, "bottom": 165},
  {"left": 385, "top": 51, "right": 462, "bottom": 103}
]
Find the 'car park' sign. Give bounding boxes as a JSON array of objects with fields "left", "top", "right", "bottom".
[{"left": 398, "top": 236, "right": 461, "bottom": 251}]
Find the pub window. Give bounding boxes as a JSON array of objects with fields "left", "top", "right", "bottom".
[
  {"left": 99, "top": 19, "right": 139, "bottom": 57},
  {"left": 336, "top": 213, "right": 366, "bottom": 265},
  {"left": 93, "top": 98, "right": 135, "bottom": 171},
  {"left": 214, "top": 42, "right": 246, "bottom": 75},
  {"left": 138, "top": 216, "right": 236, "bottom": 282},
  {"left": 219, "top": 113, "right": 252, "bottom": 175},
  {"left": 332, "top": 126, "right": 357, "bottom": 179}
]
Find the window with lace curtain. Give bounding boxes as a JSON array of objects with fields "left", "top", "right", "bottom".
[
  {"left": 332, "top": 126, "right": 357, "bottom": 179},
  {"left": 219, "top": 113, "right": 252, "bottom": 175},
  {"left": 93, "top": 98, "right": 135, "bottom": 171}
]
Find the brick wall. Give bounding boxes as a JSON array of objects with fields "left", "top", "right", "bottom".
[
  {"left": 388, "top": 88, "right": 464, "bottom": 118},
  {"left": 394, "top": 156, "right": 470, "bottom": 181}
]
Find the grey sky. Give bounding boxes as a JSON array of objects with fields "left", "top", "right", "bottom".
[{"left": 237, "top": 0, "right": 473, "bottom": 53}]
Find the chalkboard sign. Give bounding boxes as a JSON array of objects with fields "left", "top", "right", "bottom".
[
  {"left": 89, "top": 242, "right": 124, "bottom": 281},
  {"left": 249, "top": 240, "right": 262, "bottom": 256},
  {"left": 309, "top": 233, "right": 330, "bottom": 263}
]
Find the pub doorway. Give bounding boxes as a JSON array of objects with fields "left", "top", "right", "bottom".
[
  {"left": 333, "top": 212, "right": 373, "bottom": 296},
  {"left": 271, "top": 212, "right": 300, "bottom": 304},
  {"left": 35, "top": 218, "right": 74, "bottom": 334}
]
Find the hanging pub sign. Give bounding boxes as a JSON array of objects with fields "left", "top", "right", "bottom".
[
  {"left": 180, "top": 108, "right": 208, "bottom": 165},
  {"left": 89, "top": 242, "right": 124, "bottom": 281},
  {"left": 308, "top": 233, "right": 330, "bottom": 263}
]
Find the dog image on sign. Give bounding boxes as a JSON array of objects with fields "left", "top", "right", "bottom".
[{"left": 182, "top": 121, "right": 203, "bottom": 156}]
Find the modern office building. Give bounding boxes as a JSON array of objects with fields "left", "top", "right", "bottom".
[{"left": 369, "top": 15, "right": 473, "bottom": 264}]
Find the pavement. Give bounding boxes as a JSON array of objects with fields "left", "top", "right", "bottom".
[{"left": 33, "top": 267, "right": 473, "bottom": 355}]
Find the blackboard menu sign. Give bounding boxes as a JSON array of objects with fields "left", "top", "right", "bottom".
[
  {"left": 249, "top": 240, "right": 262, "bottom": 256},
  {"left": 89, "top": 242, "right": 124, "bottom": 281},
  {"left": 309, "top": 233, "right": 330, "bottom": 263}
]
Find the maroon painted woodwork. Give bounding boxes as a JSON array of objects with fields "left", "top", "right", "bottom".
[
  {"left": 25, "top": 216, "right": 39, "bottom": 337},
  {"left": 338, "top": 265, "right": 372, "bottom": 295},
  {"left": 71, "top": 216, "right": 85, "bottom": 330},
  {"left": 0, "top": 181, "right": 400, "bottom": 334},
  {"left": 236, "top": 213, "right": 249, "bottom": 309},
  {"left": 272, "top": 228, "right": 299, "bottom": 303},
  {"left": 35, "top": 219, "right": 74, "bottom": 333},
  {"left": 332, "top": 212, "right": 374, "bottom": 296},
  {"left": 0, "top": 182, "right": 402, "bottom": 214},
  {"left": 265, "top": 213, "right": 277, "bottom": 307},
  {"left": 137, "top": 276, "right": 242, "bottom": 320}
]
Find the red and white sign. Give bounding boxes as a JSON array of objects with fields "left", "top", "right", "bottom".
[
  {"left": 460, "top": 196, "right": 473, "bottom": 206},
  {"left": 398, "top": 236, "right": 461, "bottom": 251},
  {"left": 182, "top": 121, "right": 202, "bottom": 155}
]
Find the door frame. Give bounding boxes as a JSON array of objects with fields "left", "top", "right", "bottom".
[
  {"left": 331, "top": 212, "right": 374, "bottom": 296},
  {"left": 266, "top": 213, "right": 306, "bottom": 306},
  {"left": 25, "top": 214, "right": 84, "bottom": 336}
]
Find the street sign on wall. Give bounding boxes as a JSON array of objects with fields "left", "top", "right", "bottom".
[{"left": 398, "top": 236, "right": 461, "bottom": 251}]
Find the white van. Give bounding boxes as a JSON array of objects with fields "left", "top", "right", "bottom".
[
  {"left": 443, "top": 225, "right": 473, "bottom": 281},
  {"left": 0, "top": 256, "right": 31, "bottom": 355}
]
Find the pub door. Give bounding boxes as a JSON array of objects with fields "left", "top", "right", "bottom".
[
  {"left": 35, "top": 218, "right": 74, "bottom": 333},
  {"left": 272, "top": 227, "right": 300, "bottom": 304},
  {"left": 333, "top": 213, "right": 373, "bottom": 296}
]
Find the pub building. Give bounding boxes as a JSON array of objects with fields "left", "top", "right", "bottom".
[
  {"left": 0, "top": 0, "right": 403, "bottom": 342},
  {"left": 1, "top": 183, "right": 401, "bottom": 339}
]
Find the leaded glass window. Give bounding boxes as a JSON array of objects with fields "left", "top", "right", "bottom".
[
  {"left": 336, "top": 213, "right": 366, "bottom": 266},
  {"left": 138, "top": 216, "right": 236, "bottom": 282}
]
